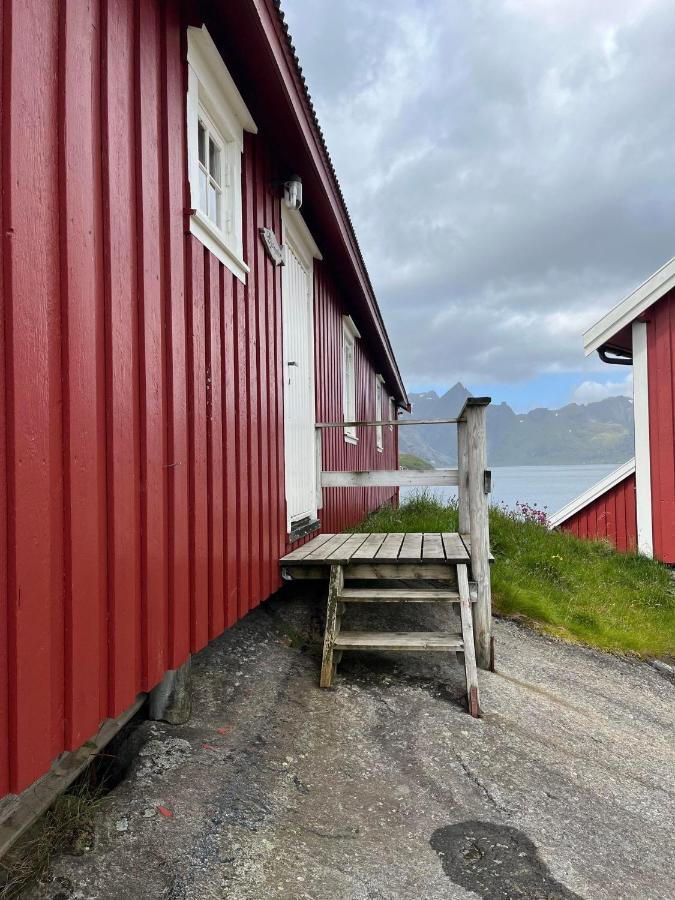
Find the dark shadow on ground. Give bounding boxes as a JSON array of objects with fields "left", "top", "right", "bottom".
[{"left": 430, "top": 820, "right": 584, "bottom": 899}]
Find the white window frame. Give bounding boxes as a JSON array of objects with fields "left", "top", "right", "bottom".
[
  {"left": 375, "top": 375, "right": 384, "bottom": 452},
  {"left": 187, "top": 26, "right": 257, "bottom": 283},
  {"left": 342, "top": 316, "right": 361, "bottom": 444}
]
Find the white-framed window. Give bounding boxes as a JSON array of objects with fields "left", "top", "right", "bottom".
[
  {"left": 187, "top": 26, "right": 257, "bottom": 282},
  {"left": 342, "top": 316, "right": 361, "bottom": 444},
  {"left": 389, "top": 397, "right": 396, "bottom": 430},
  {"left": 375, "top": 375, "right": 384, "bottom": 452}
]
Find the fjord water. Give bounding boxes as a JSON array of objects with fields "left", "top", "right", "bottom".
[{"left": 401, "top": 463, "right": 618, "bottom": 517}]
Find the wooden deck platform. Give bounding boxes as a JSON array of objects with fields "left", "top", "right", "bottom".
[{"left": 280, "top": 531, "right": 471, "bottom": 567}]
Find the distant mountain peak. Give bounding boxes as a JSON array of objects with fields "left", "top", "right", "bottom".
[{"left": 400, "top": 389, "right": 634, "bottom": 466}]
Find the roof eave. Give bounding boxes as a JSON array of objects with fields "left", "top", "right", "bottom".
[{"left": 584, "top": 256, "right": 675, "bottom": 356}]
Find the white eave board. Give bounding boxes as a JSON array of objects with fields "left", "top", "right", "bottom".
[
  {"left": 548, "top": 458, "right": 636, "bottom": 528},
  {"left": 583, "top": 256, "right": 675, "bottom": 356}
]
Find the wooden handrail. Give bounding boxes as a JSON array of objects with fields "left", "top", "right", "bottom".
[{"left": 316, "top": 417, "right": 463, "bottom": 428}]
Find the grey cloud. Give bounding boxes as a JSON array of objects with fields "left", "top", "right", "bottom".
[{"left": 281, "top": 0, "right": 675, "bottom": 389}]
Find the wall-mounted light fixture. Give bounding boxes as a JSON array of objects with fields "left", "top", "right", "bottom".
[{"left": 283, "top": 175, "right": 303, "bottom": 211}]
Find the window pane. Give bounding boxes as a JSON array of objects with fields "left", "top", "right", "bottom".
[
  {"left": 198, "top": 120, "right": 206, "bottom": 165},
  {"left": 208, "top": 182, "right": 220, "bottom": 226},
  {"left": 209, "top": 138, "right": 221, "bottom": 186},
  {"left": 199, "top": 168, "right": 208, "bottom": 215}
]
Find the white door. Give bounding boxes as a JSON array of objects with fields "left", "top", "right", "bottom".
[{"left": 282, "top": 214, "right": 318, "bottom": 533}]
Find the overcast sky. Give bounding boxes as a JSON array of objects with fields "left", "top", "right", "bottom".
[{"left": 282, "top": 0, "right": 675, "bottom": 411}]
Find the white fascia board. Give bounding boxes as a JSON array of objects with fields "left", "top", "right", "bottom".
[
  {"left": 584, "top": 256, "right": 675, "bottom": 356},
  {"left": 343, "top": 315, "right": 361, "bottom": 340},
  {"left": 548, "top": 458, "right": 636, "bottom": 528}
]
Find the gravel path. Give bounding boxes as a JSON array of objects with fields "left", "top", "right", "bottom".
[{"left": 28, "top": 588, "right": 675, "bottom": 900}]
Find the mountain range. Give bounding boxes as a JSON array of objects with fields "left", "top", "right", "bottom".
[{"left": 399, "top": 383, "right": 635, "bottom": 466}]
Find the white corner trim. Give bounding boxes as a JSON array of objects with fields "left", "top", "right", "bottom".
[
  {"left": 548, "top": 458, "right": 636, "bottom": 528},
  {"left": 187, "top": 26, "right": 257, "bottom": 138},
  {"left": 632, "top": 321, "right": 653, "bottom": 556},
  {"left": 584, "top": 256, "right": 675, "bottom": 356},
  {"left": 343, "top": 315, "right": 361, "bottom": 340},
  {"left": 189, "top": 211, "right": 249, "bottom": 283}
]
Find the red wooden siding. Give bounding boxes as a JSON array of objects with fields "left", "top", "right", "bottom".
[
  {"left": 647, "top": 289, "right": 675, "bottom": 564},
  {"left": 0, "top": 0, "right": 399, "bottom": 796},
  {"left": 314, "top": 265, "right": 398, "bottom": 533},
  {"left": 561, "top": 473, "right": 637, "bottom": 553}
]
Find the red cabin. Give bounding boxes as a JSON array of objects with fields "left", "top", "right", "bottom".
[
  {"left": 0, "top": 1, "right": 408, "bottom": 799},
  {"left": 551, "top": 258, "right": 675, "bottom": 564}
]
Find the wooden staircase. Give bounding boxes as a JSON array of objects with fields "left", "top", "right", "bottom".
[{"left": 320, "top": 560, "right": 480, "bottom": 717}]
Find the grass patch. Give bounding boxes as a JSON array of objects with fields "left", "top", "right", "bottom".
[
  {"left": 352, "top": 494, "right": 675, "bottom": 658},
  {"left": 0, "top": 779, "right": 104, "bottom": 899},
  {"left": 399, "top": 453, "right": 434, "bottom": 471}
]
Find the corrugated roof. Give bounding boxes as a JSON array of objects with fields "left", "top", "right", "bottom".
[{"left": 271, "top": 0, "right": 408, "bottom": 407}]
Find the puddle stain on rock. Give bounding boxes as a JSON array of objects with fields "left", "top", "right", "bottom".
[{"left": 430, "top": 820, "right": 584, "bottom": 899}]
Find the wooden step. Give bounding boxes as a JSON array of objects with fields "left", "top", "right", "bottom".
[
  {"left": 333, "top": 631, "right": 464, "bottom": 651},
  {"left": 339, "top": 588, "right": 461, "bottom": 603}
]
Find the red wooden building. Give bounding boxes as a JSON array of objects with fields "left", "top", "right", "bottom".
[
  {"left": 550, "top": 258, "right": 675, "bottom": 564},
  {"left": 0, "top": 1, "right": 408, "bottom": 798}
]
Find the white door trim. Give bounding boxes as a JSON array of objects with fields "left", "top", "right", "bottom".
[
  {"left": 632, "top": 320, "right": 653, "bottom": 557},
  {"left": 281, "top": 207, "right": 321, "bottom": 534}
]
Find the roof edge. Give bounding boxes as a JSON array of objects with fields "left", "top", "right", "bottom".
[
  {"left": 584, "top": 256, "right": 675, "bottom": 356},
  {"left": 548, "top": 458, "right": 636, "bottom": 528}
]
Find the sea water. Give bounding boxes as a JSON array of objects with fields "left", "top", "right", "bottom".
[{"left": 400, "top": 463, "right": 619, "bottom": 518}]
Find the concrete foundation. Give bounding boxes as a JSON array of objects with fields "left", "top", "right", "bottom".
[{"left": 147, "top": 658, "right": 192, "bottom": 725}]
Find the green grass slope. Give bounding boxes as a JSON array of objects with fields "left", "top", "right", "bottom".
[
  {"left": 352, "top": 495, "right": 675, "bottom": 658},
  {"left": 399, "top": 453, "right": 434, "bottom": 471}
]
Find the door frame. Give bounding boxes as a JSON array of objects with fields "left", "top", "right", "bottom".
[{"left": 281, "top": 206, "right": 322, "bottom": 536}]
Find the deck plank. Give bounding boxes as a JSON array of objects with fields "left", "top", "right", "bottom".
[
  {"left": 327, "top": 532, "right": 371, "bottom": 563},
  {"left": 398, "top": 532, "right": 423, "bottom": 562},
  {"left": 459, "top": 533, "right": 494, "bottom": 562},
  {"left": 375, "top": 533, "right": 405, "bottom": 561},
  {"left": 303, "top": 533, "right": 352, "bottom": 562},
  {"left": 422, "top": 533, "right": 445, "bottom": 560},
  {"left": 442, "top": 533, "right": 470, "bottom": 562},
  {"left": 351, "top": 532, "right": 387, "bottom": 560},
  {"left": 281, "top": 532, "right": 335, "bottom": 563}
]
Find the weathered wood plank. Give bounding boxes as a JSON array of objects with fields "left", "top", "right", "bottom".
[
  {"left": 457, "top": 563, "right": 481, "bottom": 717},
  {"left": 315, "top": 418, "right": 462, "bottom": 428},
  {"left": 283, "top": 563, "right": 456, "bottom": 580},
  {"left": 304, "top": 533, "right": 353, "bottom": 562},
  {"left": 320, "top": 564, "right": 344, "bottom": 688},
  {"left": 333, "top": 632, "right": 463, "bottom": 651},
  {"left": 375, "top": 533, "right": 405, "bottom": 561},
  {"left": 339, "top": 588, "right": 461, "bottom": 602},
  {"left": 422, "top": 533, "right": 445, "bottom": 560},
  {"left": 465, "top": 400, "right": 492, "bottom": 670},
  {"left": 321, "top": 469, "right": 459, "bottom": 488},
  {"left": 346, "top": 563, "right": 454, "bottom": 580},
  {"left": 459, "top": 534, "right": 494, "bottom": 562},
  {"left": 327, "top": 532, "right": 371, "bottom": 563},
  {"left": 442, "top": 533, "right": 470, "bottom": 562},
  {"left": 281, "top": 532, "right": 334, "bottom": 563},
  {"left": 398, "top": 532, "right": 423, "bottom": 562},
  {"left": 351, "top": 532, "right": 387, "bottom": 560}
]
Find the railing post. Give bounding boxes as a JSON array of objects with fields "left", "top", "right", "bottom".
[
  {"left": 462, "top": 397, "right": 493, "bottom": 671},
  {"left": 457, "top": 418, "right": 470, "bottom": 535}
]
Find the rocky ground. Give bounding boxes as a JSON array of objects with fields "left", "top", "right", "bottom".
[{"left": 26, "top": 585, "right": 675, "bottom": 900}]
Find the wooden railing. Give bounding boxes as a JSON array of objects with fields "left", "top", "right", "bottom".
[{"left": 315, "top": 397, "right": 493, "bottom": 670}]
